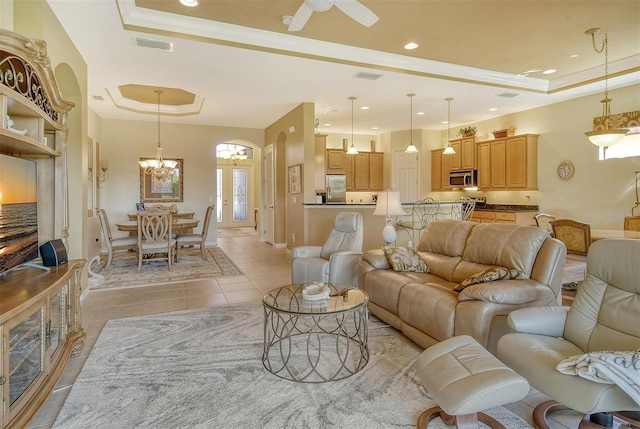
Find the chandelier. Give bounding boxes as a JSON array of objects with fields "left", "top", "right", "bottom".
[
  {"left": 225, "top": 147, "right": 248, "bottom": 165},
  {"left": 138, "top": 90, "right": 178, "bottom": 179},
  {"left": 584, "top": 28, "right": 628, "bottom": 147}
]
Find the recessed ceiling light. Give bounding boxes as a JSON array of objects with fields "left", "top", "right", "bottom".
[
  {"left": 371, "top": 126, "right": 379, "bottom": 130},
  {"left": 404, "top": 42, "right": 419, "bottom": 50},
  {"left": 323, "top": 123, "right": 331, "bottom": 127},
  {"left": 180, "top": 0, "right": 199, "bottom": 7},
  {"left": 441, "top": 121, "right": 449, "bottom": 124},
  {"left": 542, "top": 69, "right": 557, "bottom": 74},
  {"left": 523, "top": 69, "right": 541, "bottom": 74},
  {"left": 570, "top": 54, "right": 579, "bottom": 58},
  {"left": 360, "top": 106, "right": 369, "bottom": 110},
  {"left": 489, "top": 107, "right": 498, "bottom": 111},
  {"left": 417, "top": 112, "right": 425, "bottom": 115}
]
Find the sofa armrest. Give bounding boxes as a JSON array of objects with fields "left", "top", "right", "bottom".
[
  {"left": 507, "top": 306, "right": 569, "bottom": 337},
  {"left": 328, "top": 251, "right": 363, "bottom": 286},
  {"left": 458, "top": 279, "right": 556, "bottom": 305},
  {"left": 291, "top": 246, "right": 322, "bottom": 259}
]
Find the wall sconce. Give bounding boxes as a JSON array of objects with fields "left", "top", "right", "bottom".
[{"left": 89, "top": 160, "right": 109, "bottom": 187}]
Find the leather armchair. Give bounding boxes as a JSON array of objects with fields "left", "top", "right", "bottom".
[
  {"left": 291, "top": 212, "right": 363, "bottom": 286},
  {"left": 497, "top": 239, "right": 640, "bottom": 428}
]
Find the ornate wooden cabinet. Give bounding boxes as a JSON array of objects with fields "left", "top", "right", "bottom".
[
  {"left": 0, "top": 29, "right": 83, "bottom": 429},
  {"left": 0, "top": 261, "right": 85, "bottom": 429}
]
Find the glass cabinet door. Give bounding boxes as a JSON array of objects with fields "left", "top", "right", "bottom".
[
  {"left": 48, "top": 289, "right": 63, "bottom": 358},
  {"left": 8, "top": 307, "right": 44, "bottom": 406}
]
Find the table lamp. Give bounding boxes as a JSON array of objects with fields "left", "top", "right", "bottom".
[{"left": 373, "top": 190, "right": 406, "bottom": 245}]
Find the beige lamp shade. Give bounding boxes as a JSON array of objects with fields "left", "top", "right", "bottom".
[
  {"left": 374, "top": 191, "right": 406, "bottom": 217},
  {"left": 374, "top": 190, "right": 406, "bottom": 245}
]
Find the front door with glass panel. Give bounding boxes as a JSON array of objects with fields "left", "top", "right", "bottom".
[{"left": 217, "top": 165, "right": 255, "bottom": 228}]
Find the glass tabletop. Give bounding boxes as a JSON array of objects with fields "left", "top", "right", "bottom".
[{"left": 262, "top": 283, "right": 368, "bottom": 315}]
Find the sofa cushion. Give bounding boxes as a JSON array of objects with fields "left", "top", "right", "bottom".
[
  {"left": 362, "top": 248, "right": 392, "bottom": 270},
  {"left": 461, "top": 223, "right": 548, "bottom": 278},
  {"left": 454, "top": 266, "right": 521, "bottom": 292},
  {"left": 399, "top": 282, "right": 459, "bottom": 342},
  {"left": 418, "top": 220, "right": 476, "bottom": 257},
  {"left": 383, "top": 246, "right": 430, "bottom": 273}
]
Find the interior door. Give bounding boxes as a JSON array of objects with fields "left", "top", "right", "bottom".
[
  {"left": 394, "top": 150, "right": 419, "bottom": 202},
  {"left": 217, "top": 164, "right": 255, "bottom": 228},
  {"left": 264, "top": 144, "right": 275, "bottom": 244}
]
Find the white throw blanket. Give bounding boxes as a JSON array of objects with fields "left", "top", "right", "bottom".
[{"left": 556, "top": 349, "right": 640, "bottom": 405}]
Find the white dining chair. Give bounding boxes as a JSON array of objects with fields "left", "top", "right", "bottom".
[{"left": 175, "top": 205, "right": 215, "bottom": 260}]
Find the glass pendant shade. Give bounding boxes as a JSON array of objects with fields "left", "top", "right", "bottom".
[
  {"left": 405, "top": 93, "right": 418, "bottom": 153},
  {"left": 443, "top": 97, "right": 456, "bottom": 155},
  {"left": 346, "top": 96, "right": 359, "bottom": 154},
  {"left": 584, "top": 29, "right": 629, "bottom": 147}
]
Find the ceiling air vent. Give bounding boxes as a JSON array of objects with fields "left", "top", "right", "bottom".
[
  {"left": 354, "top": 72, "right": 383, "bottom": 80},
  {"left": 134, "top": 37, "right": 173, "bottom": 52},
  {"left": 92, "top": 95, "right": 104, "bottom": 101},
  {"left": 496, "top": 92, "right": 520, "bottom": 98}
]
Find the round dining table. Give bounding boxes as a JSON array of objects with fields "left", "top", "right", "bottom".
[{"left": 116, "top": 219, "right": 199, "bottom": 234}]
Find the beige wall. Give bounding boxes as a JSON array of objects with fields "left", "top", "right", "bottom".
[
  {"left": 265, "top": 102, "right": 315, "bottom": 247},
  {"left": 97, "top": 119, "right": 264, "bottom": 244}
]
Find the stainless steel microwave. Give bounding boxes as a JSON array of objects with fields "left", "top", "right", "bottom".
[{"left": 449, "top": 170, "right": 477, "bottom": 188}]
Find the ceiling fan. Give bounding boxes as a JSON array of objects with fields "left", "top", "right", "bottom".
[{"left": 287, "top": 0, "right": 379, "bottom": 32}]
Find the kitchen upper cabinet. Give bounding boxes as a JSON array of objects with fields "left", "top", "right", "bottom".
[
  {"left": 326, "top": 149, "right": 345, "bottom": 173},
  {"left": 476, "top": 134, "right": 538, "bottom": 190},
  {"left": 477, "top": 142, "right": 491, "bottom": 189},
  {"left": 368, "top": 152, "right": 383, "bottom": 190},
  {"left": 430, "top": 148, "right": 453, "bottom": 191},
  {"left": 449, "top": 140, "right": 462, "bottom": 171},
  {"left": 353, "top": 153, "right": 369, "bottom": 190},
  {"left": 325, "top": 149, "right": 382, "bottom": 191},
  {"left": 490, "top": 139, "right": 507, "bottom": 189},
  {"left": 431, "top": 149, "right": 443, "bottom": 191},
  {"left": 447, "top": 137, "right": 476, "bottom": 171},
  {"left": 460, "top": 137, "right": 476, "bottom": 169}
]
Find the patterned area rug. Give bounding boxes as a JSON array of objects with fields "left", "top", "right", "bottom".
[
  {"left": 90, "top": 247, "right": 241, "bottom": 290},
  {"left": 54, "top": 303, "right": 531, "bottom": 428}
]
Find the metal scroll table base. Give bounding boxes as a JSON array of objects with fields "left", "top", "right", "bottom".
[{"left": 262, "top": 304, "right": 369, "bottom": 383}]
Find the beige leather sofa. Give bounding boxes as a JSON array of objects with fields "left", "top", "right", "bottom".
[{"left": 358, "top": 219, "right": 566, "bottom": 353}]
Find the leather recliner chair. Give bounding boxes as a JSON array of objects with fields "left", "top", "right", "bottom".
[
  {"left": 291, "top": 212, "right": 363, "bottom": 287},
  {"left": 497, "top": 238, "right": 640, "bottom": 428}
]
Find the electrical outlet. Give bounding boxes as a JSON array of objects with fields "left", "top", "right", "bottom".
[{"left": 291, "top": 233, "right": 296, "bottom": 243}]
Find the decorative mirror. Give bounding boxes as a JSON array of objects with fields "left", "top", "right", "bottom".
[{"left": 139, "top": 158, "right": 184, "bottom": 202}]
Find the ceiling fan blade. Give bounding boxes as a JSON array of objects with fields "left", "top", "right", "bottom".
[
  {"left": 288, "top": 3, "right": 314, "bottom": 31},
  {"left": 333, "top": 0, "right": 379, "bottom": 27}
]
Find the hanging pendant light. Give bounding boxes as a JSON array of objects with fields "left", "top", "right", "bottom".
[
  {"left": 443, "top": 97, "right": 456, "bottom": 155},
  {"left": 584, "top": 28, "right": 628, "bottom": 147},
  {"left": 346, "top": 96, "right": 359, "bottom": 154},
  {"left": 138, "top": 90, "right": 178, "bottom": 179},
  {"left": 405, "top": 93, "right": 418, "bottom": 153}
]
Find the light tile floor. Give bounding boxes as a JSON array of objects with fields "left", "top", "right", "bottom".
[{"left": 29, "top": 232, "right": 593, "bottom": 428}]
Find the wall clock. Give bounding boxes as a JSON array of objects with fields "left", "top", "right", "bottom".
[{"left": 557, "top": 160, "right": 575, "bottom": 180}]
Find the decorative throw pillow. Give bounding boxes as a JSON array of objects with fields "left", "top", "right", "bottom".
[
  {"left": 454, "top": 266, "right": 521, "bottom": 292},
  {"left": 382, "top": 246, "right": 430, "bottom": 273}
]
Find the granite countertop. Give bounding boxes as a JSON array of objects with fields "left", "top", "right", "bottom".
[{"left": 475, "top": 204, "right": 539, "bottom": 212}]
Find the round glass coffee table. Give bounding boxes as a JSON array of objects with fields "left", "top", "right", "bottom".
[{"left": 262, "top": 283, "right": 369, "bottom": 383}]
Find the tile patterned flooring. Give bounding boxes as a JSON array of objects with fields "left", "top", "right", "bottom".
[{"left": 29, "top": 233, "right": 589, "bottom": 428}]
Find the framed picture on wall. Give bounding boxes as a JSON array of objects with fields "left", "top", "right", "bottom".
[{"left": 288, "top": 164, "right": 302, "bottom": 194}]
